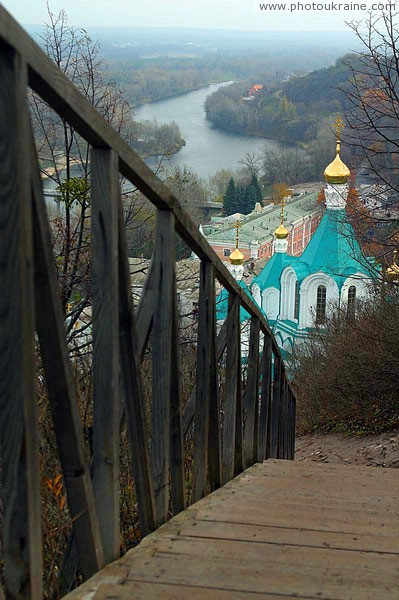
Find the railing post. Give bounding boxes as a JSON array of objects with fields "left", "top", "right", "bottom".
[
  {"left": 291, "top": 392, "right": 297, "bottom": 460},
  {"left": 244, "top": 317, "right": 260, "bottom": 468},
  {"left": 277, "top": 366, "right": 286, "bottom": 459},
  {"left": 0, "top": 44, "right": 42, "bottom": 598},
  {"left": 31, "top": 138, "right": 105, "bottom": 580},
  {"left": 269, "top": 353, "right": 281, "bottom": 459},
  {"left": 259, "top": 334, "right": 272, "bottom": 462},
  {"left": 118, "top": 204, "right": 156, "bottom": 536},
  {"left": 222, "top": 294, "right": 242, "bottom": 483},
  {"left": 193, "top": 261, "right": 220, "bottom": 501},
  {"left": 151, "top": 210, "right": 183, "bottom": 523},
  {"left": 169, "top": 283, "right": 185, "bottom": 516},
  {"left": 92, "top": 148, "right": 120, "bottom": 563}
]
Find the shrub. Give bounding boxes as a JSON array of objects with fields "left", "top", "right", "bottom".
[{"left": 292, "top": 285, "right": 399, "bottom": 435}]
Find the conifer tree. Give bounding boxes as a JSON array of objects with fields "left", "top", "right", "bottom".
[
  {"left": 251, "top": 174, "right": 263, "bottom": 203},
  {"left": 242, "top": 185, "right": 257, "bottom": 214},
  {"left": 223, "top": 177, "right": 239, "bottom": 215}
]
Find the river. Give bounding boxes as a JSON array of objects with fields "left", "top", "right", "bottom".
[{"left": 134, "top": 81, "right": 282, "bottom": 180}]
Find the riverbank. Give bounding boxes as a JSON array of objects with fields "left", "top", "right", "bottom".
[
  {"left": 132, "top": 78, "right": 236, "bottom": 109},
  {"left": 205, "top": 120, "right": 305, "bottom": 146},
  {"left": 134, "top": 81, "right": 283, "bottom": 179},
  {"left": 139, "top": 137, "right": 186, "bottom": 158}
]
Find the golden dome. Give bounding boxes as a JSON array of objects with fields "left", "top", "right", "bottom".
[
  {"left": 387, "top": 250, "right": 399, "bottom": 281},
  {"left": 229, "top": 248, "right": 245, "bottom": 265},
  {"left": 274, "top": 223, "right": 289, "bottom": 239},
  {"left": 324, "top": 141, "right": 350, "bottom": 184}
]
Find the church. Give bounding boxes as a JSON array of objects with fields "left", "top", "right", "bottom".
[{"left": 217, "top": 133, "right": 376, "bottom": 356}]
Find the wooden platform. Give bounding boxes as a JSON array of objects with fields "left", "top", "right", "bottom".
[{"left": 67, "top": 460, "right": 399, "bottom": 599}]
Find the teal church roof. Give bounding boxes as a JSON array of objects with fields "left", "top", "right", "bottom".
[
  {"left": 254, "top": 209, "right": 374, "bottom": 292},
  {"left": 253, "top": 252, "right": 297, "bottom": 291},
  {"left": 216, "top": 279, "right": 264, "bottom": 322}
]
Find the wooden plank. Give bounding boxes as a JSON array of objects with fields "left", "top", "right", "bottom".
[
  {"left": 91, "top": 148, "right": 120, "bottom": 564},
  {"left": 121, "top": 553, "right": 398, "bottom": 599},
  {"left": 136, "top": 259, "right": 154, "bottom": 359},
  {"left": 182, "top": 316, "right": 227, "bottom": 437},
  {"left": 65, "top": 460, "right": 399, "bottom": 600},
  {"left": 176, "top": 518, "right": 399, "bottom": 555},
  {"left": 150, "top": 210, "right": 175, "bottom": 524},
  {"left": 291, "top": 393, "right": 296, "bottom": 460},
  {"left": 222, "top": 295, "right": 241, "bottom": 484},
  {"left": 118, "top": 202, "right": 156, "bottom": 536},
  {"left": 196, "top": 501, "right": 399, "bottom": 536},
  {"left": 277, "top": 368, "right": 286, "bottom": 459},
  {"left": 244, "top": 318, "right": 260, "bottom": 469},
  {"left": 169, "top": 284, "right": 185, "bottom": 515},
  {"left": 30, "top": 138, "right": 105, "bottom": 579},
  {"left": 207, "top": 277, "right": 222, "bottom": 493},
  {"left": 269, "top": 354, "right": 281, "bottom": 459},
  {"left": 90, "top": 582, "right": 298, "bottom": 599},
  {"left": 0, "top": 5, "right": 295, "bottom": 379},
  {"left": 193, "top": 261, "right": 218, "bottom": 501},
  {"left": 147, "top": 536, "right": 399, "bottom": 577},
  {"left": 258, "top": 335, "right": 272, "bottom": 462},
  {"left": 0, "top": 45, "right": 42, "bottom": 599}
]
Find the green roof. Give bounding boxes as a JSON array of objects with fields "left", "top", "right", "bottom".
[
  {"left": 298, "top": 209, "right": 374, "bottom": 285},
  {"left": 216, "top": 279, "right": 264, "bottom": 322},
  {"left": 206, "top": 193, "right": 320, "bottom": 246},
  {"left": 254, "top": 209, "right": 374, "bottom": 291},
  {"left": 253, "top": 252, "right": 296, "bottom": 291}
]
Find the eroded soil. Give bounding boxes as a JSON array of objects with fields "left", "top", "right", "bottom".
[{"left": 295, "top": 431, "right": 399, "bottom": 468}]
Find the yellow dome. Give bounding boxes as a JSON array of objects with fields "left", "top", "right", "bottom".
[
  {"left": 387, "top": 250, "right": 399, "bottom": 281},
  {"left": 274, "top": 224, "right": 289, "bottom": 239},
  {"left": 324, "top": 141, "right": 350, "bottom": 184},
  {"left": 229, "top": 248, "right": 245, "bottom": 265}
]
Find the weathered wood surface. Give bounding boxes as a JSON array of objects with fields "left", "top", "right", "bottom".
[
  {"left": 92, "top": 148, "right": 120, "bottom": 564},
  {"left": 66, "top": 460, "right": 399, "bottom": 600},
  {"left": 0, "top": 44, "right": 42, "bottom": 598}
]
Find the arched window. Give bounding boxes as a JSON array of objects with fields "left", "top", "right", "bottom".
[
  {"left": 294, "top": 280, "right": 299, "bottom": 320},
  {"left": 316, "top": 285, "right": 326, "bottom": 324},
  {"left": 347, "top": 285, "right": 356, "bottom": 318}
]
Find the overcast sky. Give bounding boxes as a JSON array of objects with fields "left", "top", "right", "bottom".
[{"left": 2, "top": 0, "right": 372, "bottom": 31}]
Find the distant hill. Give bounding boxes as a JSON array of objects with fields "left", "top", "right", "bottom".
[{"left": 205, "top": 54, "right": 356, "bottom": 142}]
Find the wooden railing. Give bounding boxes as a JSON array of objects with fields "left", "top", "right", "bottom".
[{"left": 0, "top": 6, "right": 296, "bottom": 598}]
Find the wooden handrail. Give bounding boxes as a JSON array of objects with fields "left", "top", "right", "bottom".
[
  {"left": 0, "top": 5, "right": 296, "bottom": 598},
  {"left": 0, "top": 3, "right": 291, "bottom": 370}
]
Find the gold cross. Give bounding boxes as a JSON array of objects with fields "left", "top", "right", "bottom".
[
  {"left": 334, "top": 114, "right": 345, "bottom": 141},
  {"left": 234, "top": 219, "right": 242, "bottom": 249}
]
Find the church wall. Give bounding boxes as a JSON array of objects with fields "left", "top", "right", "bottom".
[
  {"left": 299, "top": 272, "right": 340, "bottom": 328},
  {"left": 262, "top": 287, "right": 280, "bottom": 320},
  {"left": 340, "top": 274, "right": 371, "bottom": 304}
]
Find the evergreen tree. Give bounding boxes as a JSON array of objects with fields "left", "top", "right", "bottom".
[
  {"left": 251, "top": 174, "right": 263, "bottom": 203},
  {"left": 223, "top": 177, "right": 239, "bottom": 215},
  {"left": 242, "top": 185, "right": 257, "bottom": 215},
  {"left": 235, "top": 183, "right": 247, "bottom": 214}
]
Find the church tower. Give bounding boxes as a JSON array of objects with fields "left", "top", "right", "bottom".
[
  {"left": 323, "top": 115, "right": 351, "bottom": 209},
  {"left": 273, "top": 197, "right": 289, "bottom": 254},
  {"left": 228, "top": 220, "right": 245, "bottom": 280}
]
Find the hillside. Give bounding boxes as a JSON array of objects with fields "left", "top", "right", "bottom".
[{"left": 205, "top": 55, "right": 356, "bottom": 142}]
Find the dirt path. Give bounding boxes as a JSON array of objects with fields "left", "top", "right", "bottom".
[{"left": 295, "top": 430, "right": 399, "bottom": 468}]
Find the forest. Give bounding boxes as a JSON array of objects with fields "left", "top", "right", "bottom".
[{"left": 204, "top": 55, "right": 355, "bottom": 142}]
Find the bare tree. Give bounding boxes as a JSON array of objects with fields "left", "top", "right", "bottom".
[
  {"left": 31, "top": 5, "right": 132, "bottom": 324},
  {"left": 341, "top": 8, "right": 399, "bottom": 260}
]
